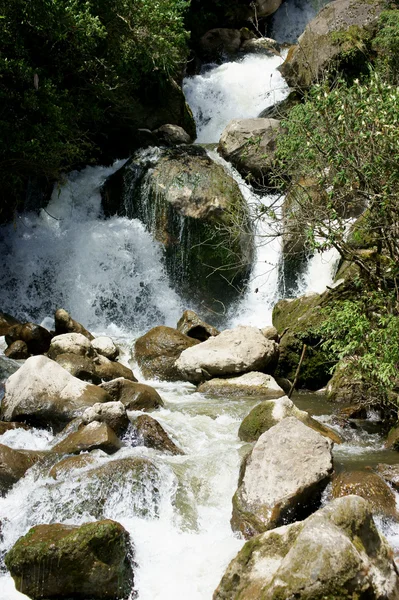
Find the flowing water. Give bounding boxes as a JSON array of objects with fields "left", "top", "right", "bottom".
[{"left": 0, "top": 35, "right": 397, "bottom": 600}]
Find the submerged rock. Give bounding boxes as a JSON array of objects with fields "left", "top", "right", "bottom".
[
  {"left": 1, "top": 355, "right": 111, "bottom": 430},
  {"left": 99, "top": 378, "right": 164, "bottom": 411},
  {"left": 177, "top": 309, "right": 219, "bottom": 341},
  {"left": 198, "top": 372, "right": 284, "bottom": 398},
  {"left": 232, "top": 417, "right": 333, "bottom": 538},
  {"left": 331, "top": 470, "right": 398, "bottom": 519},
  {"left": 54, "top": 308, "right": 94, "bottom": 340},
  {"left": 5, "top": 519, "right": 134, "bottom": 600},
  {"left": 218, "top": 118, "right": 281, "bottom": 182},
  {"left": 176, "top": 326, "right": 279, "bottom": 384},
  {"left": 238, "top": 395, "right": 343, "bottom": 444},
  {"left": 215, "top": 496, "right": 399, "bottom": 600},
  {"left": 135, "top": 326, "right": 199, "bottom": 381},
  {"left": 132, "top": 415, "right": 184, "bottom": 455}
]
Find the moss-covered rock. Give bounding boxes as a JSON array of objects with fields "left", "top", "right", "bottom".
[
  {"left": 327, "top": 360, "right": 370, "bottom": 404},
  {"left": 331, "top": 471, "right": 398, "bottom": 519},
  {"left": 102, "top": 145, "right": 254, "bottom": 313},
  {"left": 214, "top": 496, "right": 399, "bottom": 599},
  {"left": 238, "top": 396, "right": 342, "bottom": 444},
  {"left": 5, "top": 519, "right": 134, "bottom": 599}
]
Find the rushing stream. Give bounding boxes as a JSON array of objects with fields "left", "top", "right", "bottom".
[{"left": 1, "top": 40, "right": 399, "bottom": 600}]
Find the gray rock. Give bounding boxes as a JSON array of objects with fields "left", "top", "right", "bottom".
[
  {"left": 153, "top": 124, "right": 192, "bottom": 145},
  {"left": 1, "top": 355, "right": 111, "bottom": 430},
  {"left": 198, "top": 372, "right": 284, "bottom": 398},
  {"left": 215, "top": 496, "right": 399, "bottom": 600},
  {"left": 82, "top": 401, "right": 129, "bottom": 436},
  {"left": 241, "top": 37, "right": 281, "bottom": 55},
  {"left": 232, "top": 417, "right": 333, "bottom": 538},
  {"left": 91, "top": 336, "right": 119, "bottom": 361},
  {"left": 47, "top": 332, "right": 94, "bottom": 359},
  {"left": 176, "top": 326, "right": 279, "bottom": 383},
  {"left": 177, "top": 309, "right": 219, "bottom": 342},
  {"left": 261, "top": 325, "right": 279, "bottom": 341}
]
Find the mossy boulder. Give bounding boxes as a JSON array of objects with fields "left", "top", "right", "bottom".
[
  {"left": 279, "top": 0, "right": 386, "bottom": 90},
  {"left": 5, "top": 519, "right": 134, "bottom": 599},
  {"left": 102, "top": 145, "right": 254, "bottom": 313},
  {"left": 331, "top": 471, "right": 398, "bottom": 519},
  {"left": 214, "top": 496, "right": 399, "bottom": 600},
  {"left": 273, "top": 293, "right": 335, "bottom": 390},
  {"left": 327, "top": 360, "right": 370, "bottom": 404},
  {"left": 238, "top": 396, "right": 343, "bottom": 444},
  {"left": 135, "top": 326, "right": 199, "bottom": 381}
]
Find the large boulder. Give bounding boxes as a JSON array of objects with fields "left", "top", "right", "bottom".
[
  {"left": 327, "top": 360, "right": 369, "bottom": 403},
  {"left": 102, "top": 145, "right": 254, "bottom": 313},
  {"left": 214, "top": 496, "right": 399, "bottom": 600},
  {"left": 1, "top": 355, "right": 111, "bottom": 430},
  {"left": 176, "top": 326, "right": 279, "bottom": 384},
  {"left": 218, "top": 118, "right": 281, "bottom": 182},
  {"left": 198, "top": 372, "right": 285, "bottom": 398},
  {"left": 198, "top": 28, "right": 244, "bottom": 62},
  {"left": 331, "top": 470, "right": 398, "bottom": 519},
  {"left": 280, "top": 0, "right": 386, "bottom": 89},
  {"left": 177, "top": 309, "right": 219, "bottom": 341},
  {"left": 132, "top": 415, "right": 184, "bottom": 455},
  {"left": 5, "top": 520, "right": 134, "bottom": 600},
  {"left": 135, "top": 326, "right": 199, "bottom": 381},
  {"left": 54, "top": 352, "right": 101, "bottom": 384},
  {"left": 238, "top": 395, "right": 343, "bottom": 444},
  {"left": 92, "top": 354, "right": 137, "bottom": 382},
  {"left": 52, "top": 422, "right": 123, "bottom": 455},
  {"left": 47, "top": 332, "right": 94, "bottom": 359},
  {"left": 231, "top": 417, "right": 333, "bottom": 538},
  {"left": 54, "top": 308, "right": 94, "bottom": 340},
  {"left": 5, "top": 322, "right": 53, "bottom": 355},
  {"left": 99, "top": 378, "right": 164, "bottom": 411},
  {"left": 0, "top": 444, "right": 41, "bottom": 496}
]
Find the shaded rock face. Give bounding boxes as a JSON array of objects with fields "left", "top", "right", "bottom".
[
  {"left": 280, "top": 0, "right": 386, "bottom": 89},
  {"left": 331, "top": 470, "right": 398, "bottom": 519},
  {"left": 218, "top": 118, "right": 281, "bottom": 182},
  {"left": 92, "top": 354, "right": 137, "bottom": 382},
  {"left": 5, "top": 520, "right": 134, "bottom": 600},
  {"left": 54, "top": 308, "right": 94, "bottom": 340},
  {"left": 0, "top": 444, "right": 41, "bottom": 496},
  {"left": 198, "top": 372, "right": 284, "bottom": 399},
  {"left": 99, "top": 378, "right": 164, "bottom": 411},
  {"left": 214, "top": 496, "right": 399, "bottom": 600},
  {"left": 4, "top": 340, "right": 29, "bottom": 360},
  {"left": 199, "top": 28, "right": 243, "bottom": 62},
  {"left": 0, "top": 311, "right": 22, "bottom": 336},
  {"left": 238, "top": 395, "right": 342, "bottom": 444},
  {"left": 5, "top": 322, "right": 53, "bottom": 355},
  {"left": 135, "top": 326, "right": 199, "bottom": 381},
  {"left": 0, "top": 356, "right": 21, "bottom": 382},
  {"left": 177, "top": 309, "right": 219, "bottom": 341},
  {"left": 327, "top": 361, "right": 369, "bottom": 404},
  {"left": 55, "top": 352, "right": 102, "bottom": 384},
  {"left": 176, "top": 326, "right": 279, "bottom": 384},
  {"left": 132, "top": 415, "right": 184, "bottom": 455},
  {"left": 102, "top": 145, "right": 254, "bottom": 314},
  {"left": 232, "top": 417, "right": 333, "bottom": 538},
  {"left": 152, "top": 123, "right": 192, "bottom": 146},
  {"left": 1, "top": 355, "right": 111, "bottom": 430},
  {"left": 52, "top": 422, "right": 123, "bottom": 456}
]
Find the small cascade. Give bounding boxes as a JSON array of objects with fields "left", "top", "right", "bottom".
[{"left": 269, "top": 0, "right": 331, "bottom": 44}]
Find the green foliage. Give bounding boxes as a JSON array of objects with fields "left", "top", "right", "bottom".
[
  {"left": 0, "top": 0, "right": 189, "bottom": 218},
  {"left": 316, "top": 292, "right": 399, "bottom": 404},
  {"left": 373, "top": 9, "right": 399, "bottom": 83}
]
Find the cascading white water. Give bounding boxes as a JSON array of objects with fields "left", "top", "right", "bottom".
[{"left": 183, "top": 54, "right": 289, "bottom": 143}]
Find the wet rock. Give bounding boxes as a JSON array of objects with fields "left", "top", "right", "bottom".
[
  {"left": 6, "top": 322, "right": 52, "bottom": 355},
  {"left": 49, "top": 454, "right": 97, "bottom": 480},
  {"left": 47, "top": 332, "right": 95, "bottom": 360},
  {"left": 5, "top": 519, "right": 134, "bottom": 600},
  {"left": 218, "top": 118, "right": 281, "bottom": 182},
  {"left": 55, "top": 352, "right": 101, "bottom": 384},
  {"left": 331, "top": 471, "right": 398, "bottom": 519},
  {"left": 238, "top": 395, "right": 343, "bottom": 444},
  {"left": 0, "top": 444, "right": 41, "bottom": 495},
  {"left": 386, "top": 424, "right": 399, "bottom": 450},
  {"left": 256, "top": 0, "right": 282, "bottom": 17},
  {"left": 198, "top": 372, "right": 284, "bottom": 399},
  {"left": 100, "top": 378, "right": 164, "bottom": 411},
  {"left": 327, "top": 361, "right": 370, "bottom": 404},
  {"left": 0, "top": 356, "right": 21, "bottom": 382},
  {"left": 152, "top": 124, "right": 192, "bottom": 145},
  {"left": 82, "top": 402, "right": 129, "bottom": 437},
  {"left": 261, "top": 325, "right": 279, "bottom": 341},
  {"left": 91, "top": 336, "right": 119, "bottom": 361},
  {"left": 279, "top": 0, "right": 386, "bottom": 90},
  {"left": 0, "top": 421, "right": 30, "bottom": 435},
  {"left": 133, "top": 415, "right": 184, "bottom": 455},
  {"left": 52, "top": 422, "right": 123, "bottom": 455},
  {"left": 135, "top": 326, "right": 199, "bottom": 381},
  {"left": 241, "top": 37, "right": 281, "bottom": 55},
  {"left": 177, "top": 309, "right": 219, "bottom": 341},
  {"left": 54, "top": 307, "right": 94, "bottom": 340},
  {"left": 199, "top": 28, "right": 243, "bottom": 61},
  {"left": 4, "top": 340, "right": 29, "bottom": 360},
  {"left": 232, "top": 417, "right": 333, "bottom": 538},
  {"left": 176, "top": 326, "right": 279, "bottom": 384},
  {"left": 93, "top": 354, "right": 136, "bottom": 382},
  {"left": 1, "top": 355, "right": 111, "bottom": 430},
  {"left": 214, "top": 496, "right": 399, "bottom": 600},
  {"left": 375, "top": 464, "right": 399, "bottom": 492},
  {"left": 0, "top": 311, "right": 22, "bottom": 336},
  {"left": 337, "top": 403, "right": 368, "bottom": 419}
]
